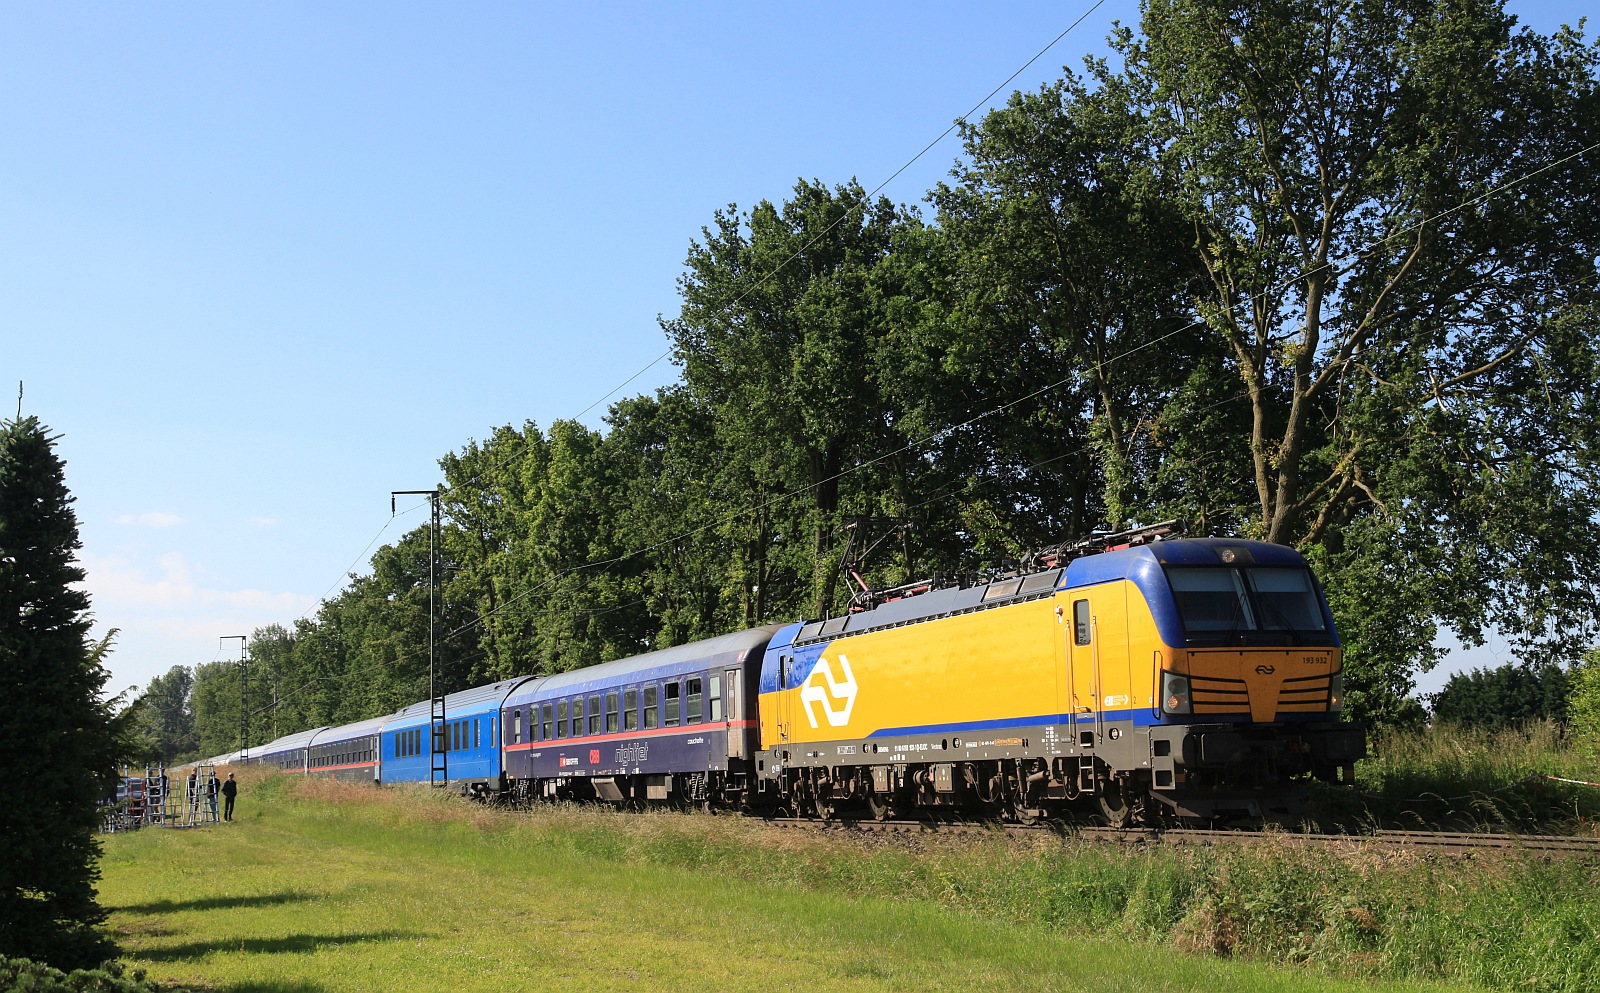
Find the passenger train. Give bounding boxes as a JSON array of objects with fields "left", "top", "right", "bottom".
[{"left": 208, "top": 528, "right": 1366, "bottom": 825}]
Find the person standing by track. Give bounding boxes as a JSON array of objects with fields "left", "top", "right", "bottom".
[{"left": 221, "top": 773, "right": 237, "bottom": 822}]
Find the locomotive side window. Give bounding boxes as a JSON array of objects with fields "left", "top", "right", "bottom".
[
  {"left": 686, "top": 678, "right": 703, "bottom": 724},
  {"left": 709, "top": 675, "right": 722, "bottom": 722},
  {"left": 605, "top": 691, "right": 619, "bottom": 732},
  {"left": 1073, "top": 600, "right": 1091, "bottom": 646},
  {"left": 643, "top": 686, "right": 659, "bottom": 729},
  {"left": 624, "top": 688, "right": 639, "bottom": 731},
  {"left": 664, "top": 682, "right": 680, "bottom": 726},
  {"left": 588, "top": 696, "right": 601, "bottom": 735}
]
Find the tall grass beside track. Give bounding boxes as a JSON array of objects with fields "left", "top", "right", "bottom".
[
  {"left": 1348, "top": 722, "right": 1600, "bottom": 832},
  {"left": 98, "top": 768, "right": 1599, "bottom": 993}
]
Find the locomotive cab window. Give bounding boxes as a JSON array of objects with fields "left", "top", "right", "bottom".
[{"left": 1167, "top": 566, "right": 1329, "bottom": 644}]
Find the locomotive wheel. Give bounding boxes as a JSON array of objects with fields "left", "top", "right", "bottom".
[{"left": 1097, "top": 781, "right": 1133, "bottom": 828}]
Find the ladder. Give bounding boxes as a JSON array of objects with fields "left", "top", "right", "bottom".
[{"left": 430, "top": 697, "right": 448, "bottom": 786}]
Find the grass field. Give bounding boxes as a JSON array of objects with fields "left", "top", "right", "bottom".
[{"left": 98, "top": 771, "right": 1499, "bottom": 993}]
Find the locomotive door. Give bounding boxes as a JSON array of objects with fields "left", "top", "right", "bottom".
[
  {"left": 776, "top": 655, "right": 792, "bottom": 743},
  {"left": 725, "top": 668, "right": 745, "bottom": 761},
  {"left": 1068, "top": 596, "right": 1097, "bottom": 741}
]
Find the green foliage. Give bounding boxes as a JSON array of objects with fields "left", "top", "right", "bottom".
[
  {"left": 1567, "top": 648, "right": 1600, "bottom": 750},
  {"left": 0, "top": 416, "right": 121, "bottom": 968},
  {"left": 215, "top": 1, "right": 1600, "bottom": 745},
  {"left": 1430, "top": 662, "right": 1569, "bottom": 729},
  {"left": 0, "top": 956, "right": 177, "bottom": 993},
  {"left": 130, "top": 666, "right": 194, "bottom": 765}
]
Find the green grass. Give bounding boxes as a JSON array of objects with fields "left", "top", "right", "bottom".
[
  {"left": 99, "top": 771, "right": 1492, "bottom": 993},
  {"left": 1349, "top": 722, "right": 1600, "bottom": 832}
]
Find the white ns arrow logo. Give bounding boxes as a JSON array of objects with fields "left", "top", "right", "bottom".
[{"left": 800, "top": 655, "right": 858, "bottom": 729}]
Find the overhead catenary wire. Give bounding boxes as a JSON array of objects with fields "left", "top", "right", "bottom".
[{"left": 450, "top": 0, "right": 1113, "bottom": 491}]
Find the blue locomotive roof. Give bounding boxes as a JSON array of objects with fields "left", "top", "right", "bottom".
[
  {"left": 504, "top": 625, "right": 783, "bottom": 708},
  {"left": 778, "top": 537, "right": 1323, "bottom": 649}
]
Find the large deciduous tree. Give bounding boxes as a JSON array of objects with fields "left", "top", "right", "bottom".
[{"left": 0, "top": 416, "right": 121, "bottom": 968}]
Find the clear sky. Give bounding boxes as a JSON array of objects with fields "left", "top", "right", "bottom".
[{"left": 2, "top": 1, "right": 1587, "bottom": 700}]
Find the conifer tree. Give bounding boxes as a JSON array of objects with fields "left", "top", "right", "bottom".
[{"left": 0, "top": 415, "right": 119, "bottom": 968}]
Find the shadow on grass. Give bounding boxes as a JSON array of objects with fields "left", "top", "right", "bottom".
[
  {"left": 134, "top": 930, "right": 414, "bottom": 962},
  {"left": 116, "top": 892, "right": 317, "bottom": 915},
  {"left": 218, "top": 984, "right": 327, "bottom": 993}
]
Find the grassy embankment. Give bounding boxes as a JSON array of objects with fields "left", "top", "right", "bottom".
[
  {"left": 101, "top": 766, "right": 1598, "bottom": 993},
  {"left": 1346, "top": 722, "right": 1600, "bottom": 832}
]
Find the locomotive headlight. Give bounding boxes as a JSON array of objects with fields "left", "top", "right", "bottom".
[
  {"left": 1329, "top": 670, "right": 1344, "bottom": 712},
  {"left": 1161, "top": 671, "right": 1191, "bottom": 715}
]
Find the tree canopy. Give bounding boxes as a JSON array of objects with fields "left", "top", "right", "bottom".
[{"left": 186, "top": 0, "right": 1598, "bottom": 747}]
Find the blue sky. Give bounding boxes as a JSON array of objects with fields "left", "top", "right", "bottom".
[{"left": 1, "top": 1, "right": 1587, "bottom": 699}]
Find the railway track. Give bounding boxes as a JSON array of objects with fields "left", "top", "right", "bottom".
[{"left": 762, "top": 816, "right": 1600, "bottom": 856}]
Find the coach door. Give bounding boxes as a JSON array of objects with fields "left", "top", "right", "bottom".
[{"left": 724, "top": 668, "right": 745, "bottom": 761}]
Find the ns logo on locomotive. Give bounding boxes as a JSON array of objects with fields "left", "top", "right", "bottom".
[{"left": 208, "top": 523, "right": 1365, "bottom": 826}]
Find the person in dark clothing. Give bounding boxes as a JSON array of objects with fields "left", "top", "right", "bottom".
[{"left": 221, "top": 773, "right": 238, "bottom": 821}]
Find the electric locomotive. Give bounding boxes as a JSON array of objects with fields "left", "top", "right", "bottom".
[{"left": 755, "top": 525, "right": 1365, "bottom": 824}]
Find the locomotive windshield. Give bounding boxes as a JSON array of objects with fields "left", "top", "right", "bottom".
[{"left": 1166, "top": 566, "right": 1329, "bottom": 645}]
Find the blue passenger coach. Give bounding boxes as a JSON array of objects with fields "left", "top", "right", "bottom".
[
  {"left": 381, "top": 679, "right": 527, "bottom": 787},
  {"left": 501, "top": 626, "right": 781, "bottom": 806}
]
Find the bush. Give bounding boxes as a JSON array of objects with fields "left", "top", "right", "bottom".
[
  {"left": 0, "top": 956, "right": 180, "bottom": 993},
  {"left": 1430, "top": 661, "right": 1568, "bottom": 729},
  {"left": 1567, "top": 649, "right": 1600, "bottom": 751}
]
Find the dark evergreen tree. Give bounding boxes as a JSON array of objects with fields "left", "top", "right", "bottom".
[{"left": 0, "top": 416, "right": 120, "bottom": 968}]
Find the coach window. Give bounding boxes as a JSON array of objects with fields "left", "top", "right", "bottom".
[
  {"left": 1073, "top": 600, "right": 1091, "bottom": 646},
  {"left": 623, "top": 688, "right": 639, "bottom": 731},
  {"left": 571, "top": 699, "right": 585, "bottom": 737},
  {"left": 687, "top": 678, "right": 703, "bottom": 724},
  {"left": 557, "top": 700, "right": 569, "bottom": 738},
  {"left": 474, "top": 718, "right": 481, "bottom": 749},
  {"left": 588, "top": 696, "right": 601, "bottom": 735},
  {"left": 709, "top": 675, "right": 723, "bottom": 722},
  {"left": 664, "top": 682, "right": 681, "bottom": 726},
  {"left": 512, "top": 710, "right": 522, "bottom": 745},
  {"left": 541, "top": 703, "right": 554, "bottom": 741},
  {"left": 605, "top": 691, "right": 619, "bottom": 733},
  {"left": 643, "top": 686, "right": 659, "bottom": 729}
]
